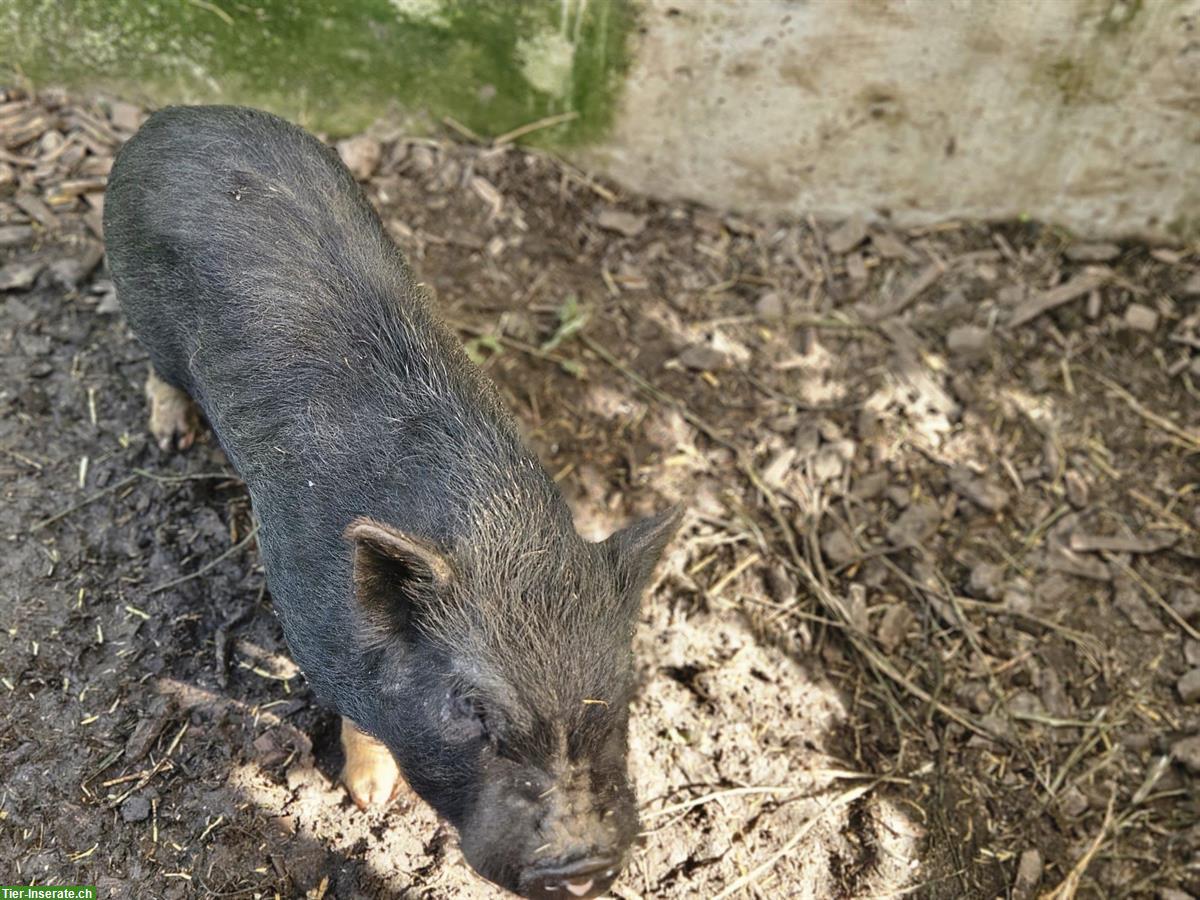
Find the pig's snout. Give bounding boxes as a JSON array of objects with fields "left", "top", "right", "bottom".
[
  {"left": 462, "top": 765, "right": 635, "bottom": 898},
  {"left": 521, "top": 854, "right": 620, "bottom": 899}
]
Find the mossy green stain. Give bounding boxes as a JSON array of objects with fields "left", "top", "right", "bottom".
[
  {"left": 1097, "top": 0, "right": 1143, "bottom": 35},
  {"left": 0, "top": 0, "right": 633, "bottom": 145},
  {"left": 1043, "top": 57, "right": 1090, "bottom": 105}
]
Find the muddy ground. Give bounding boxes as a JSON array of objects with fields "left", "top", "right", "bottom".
[{"left": 2, "top": 90, "right": 1199, "bottom": 899}]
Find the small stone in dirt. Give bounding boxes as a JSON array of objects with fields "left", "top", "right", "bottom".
[
  {"left": 1170, "top": 588, "right": 1200, "bottom": 622},
  {"left": 813, "top": 447, "right": 844, "bottom": 483},
  {"left": 870, "top": 229, "right": 912, "bottom": 260},
  {"left": 761, "top": 447, "right": 796, "bottom": 488},
  {"left": 845, "top": 584, "right": 870, "bottom": 633},
  {"left": 108, "top": 100, "right": 143, "bottom": 132},
  {"left": 856, "top": 406, "right": 883, "bottom": 440},
  {"left": 1182, "top": 271, "right": 1200, "bottom": 296},
  {"left": 1159, "top": 889, "right": 1193, "bottom": 900},
  {"left": 876, "top": 603, "right": 913, "bottom": 653},
  {"left": 886, "top": 500, "right": 940, "bottom": 548},
  {"left": 845, "top": 252, "right": 868, "bottom": 281},
  {"left": 336, "top": 135, "right": 382, "bottom": 181},
  {"left": 5, "top": 296, "right": 36, "bottom": 325},
  {"left": 1013, "top": 848, "right": 1042, "bottom": 900},
  {"left": 1114, "top": 582, "right": 1162, "bottom": 633},
  {"left": 851, "top": 470, "right": 889, "bottom": 501},
  {"left": 595, "top": 208, "right": 647, "bottom": 238},
  {"left": 39, "top": 129, "right": 63, "bottom": 153},
  {"left": 0, "top": 260, "right": 44, "bottom": 292},
  {"left": 827, "top": 215, "right": 867, "bottom": 254},
  {"left": 678, "top": 331, "right": 748, "bottom": 372},
  {"left": 817, "top": 418, "right": 844, "bottom": 442},
  {"left": 1059, "top": 785, "right": 1088, "bottom": 817},
  {"left": 47, "top": 247, "right": 103, "bottom": 289},
  {"left": 120, "top": 796, "right": 151, "bottom": 823},
  {"left": 820, "top": 528, "right": 858, "bottom": 566},
  {"left": 945, "top": 324, "right": 991, "bottom": 359},
  {"left": 1064, "top": 242, "right": 1120, "bottom": 263},
  {"left": 997, "top": 284, "right": 1025, "bottom": 307},
  {"left": 0, "top": 162, "right": 13, "bottom": 190},
  {"left": 968, "top": 562, "right": 1005, "bottom": 600},
  {"left": 1038, "top": 666, "right": 1072, "bottom": 718},
  {"left": 408, "top": 144, "right": 436, "bottom": 172},
  {"left": 1171, "top": 734, "right": 1200, "bottom": 774},
  {"left": 1009, "top": 690, "right": 1045, "bottom": 718},
  {"left": 1178, "top": 669, "right": 1200, "bottom": 704},
  {"left": 678, "top": 342, "right": 730, "bottom": 371},
  {"left": 755, "top": 290, "right": 784, "bottom": 319},
  {"left": 1064, "top": 470, "right": 1089, "bottom": 508},
  {"left": 1003, "top": 584, "right": 1033, "bottom": 614},
  {"left": 1124, "top": 303, "right": 1159, "bottom": 332},
  {"left": 761, "top": 563, "right": 795, "bottom": 606},
  {"left": 1035, "top": 574, "right": 1073, "bottom": 607},
  {"left": 949, "top": 466, "right": 1010, "bottom": 512},
  {"left": 1185, "top": 639, "right": 1200, "bottom": 668}
]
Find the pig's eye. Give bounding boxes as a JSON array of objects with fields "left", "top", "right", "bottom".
[{"left": 445, "top": 687, "right": 487, "bottom": 741}]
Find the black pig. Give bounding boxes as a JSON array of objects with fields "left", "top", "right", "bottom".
[{"left": 104, "top": 105, "right": 680, "bottom": 899}]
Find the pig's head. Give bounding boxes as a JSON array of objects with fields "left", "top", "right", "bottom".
[{"left": 344, "top": 506, "right": 681, "bottom": 898}]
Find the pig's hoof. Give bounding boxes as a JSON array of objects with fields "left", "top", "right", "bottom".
[
  {"left": 340, "top": 718, "right": 401, "bottom": 810},
  {"left": 342, "top": 756, "right": 402, "bottom": 810},
  {"left": 145, "top": 370, "right": 200, "bottom": 452}
]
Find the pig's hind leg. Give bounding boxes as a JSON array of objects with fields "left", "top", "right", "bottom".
[
  {"left": 341, "top": 718, "right": 402, "bottom": 809},
  {"left": 145, "top": 367, "right": 201, "bottom": 452}
]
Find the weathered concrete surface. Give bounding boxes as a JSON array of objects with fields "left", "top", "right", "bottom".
[
  {"left": 0, "top": 0, "right": 632, "bottom": 143},
  {"left": 3, "top": 0, "right": 1197, "bottom": 239},
  {"left": 582, "top": 0, "right": 1200, "bottom": 241}
]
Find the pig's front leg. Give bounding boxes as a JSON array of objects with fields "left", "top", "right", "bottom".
[
  {"left": 341, "top": 717, "right": 401, "bottom": 809},
  {"left": 145, "top": 367, "right": 201, "bottom": 452}
]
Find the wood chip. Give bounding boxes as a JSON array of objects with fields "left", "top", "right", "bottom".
[
  {"left": 1068, "top": 532, "right": 1178, "bottom": 555},
  {"left": 1009, "top": 271, "right": 1110, "bottom": 328},
  {"left": 863, "top": 263, "right": 944, "bottom": 319},
  {"left": 826, "top": 215, "right": 867, "bottom": 254},
  {"left": 0, "top": 259, "right": 45, "bottom": 291},
  {"left": 870, "top": 229, "right": 917, "bottom": 261},
  {"left": 15, "top": 192, "right": 57, "bottom": 229},
  {"left": 1064, "top": 242, "right": 1120, "bottom": 263},
  {"left": 596, "top": 208, "right": 647, "bottom": 238},
  {"left": 0, "top": 224, "right": 34, "bottom": 246},
  {"left": 44, "top": 176, "right": 108, "bottom": 204}
]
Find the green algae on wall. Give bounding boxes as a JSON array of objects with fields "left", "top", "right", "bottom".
[{"left": 0, "top": 0, "right": 632, "bottom": 143}]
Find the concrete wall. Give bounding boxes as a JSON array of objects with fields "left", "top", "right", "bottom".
[
  {"left": 584, "top": 0, "right": 1200, "bottom": 241},
  {"left": 0, "top": 0, "right": 633, "bottom": 143},
  {"left": 3, "top": 0, "right": 1198, "bottom": 240}
]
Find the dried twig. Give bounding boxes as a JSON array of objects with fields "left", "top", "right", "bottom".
[
  {"left": 1039, "top": 791, "right": 1115, "bottom": 899},
  {"left": 712, "top": 783, "right": 876, "bottom": 900},
  {"left": 1089, "top": 371, "right": 1200, "bottom": 450},
  {"left": 148, "top": 524, "right": 260, "bottom": 595}
]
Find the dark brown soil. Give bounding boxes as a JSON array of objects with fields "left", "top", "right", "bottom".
[{"left": 2, "top": 89, "right": 1199, "bottom": 899}]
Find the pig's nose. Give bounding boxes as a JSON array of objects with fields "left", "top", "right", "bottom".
[{"left": 521, "top": 854, "right": 620, "bottom": 899}]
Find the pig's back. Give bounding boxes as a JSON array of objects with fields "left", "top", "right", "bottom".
[
  {"left": 105, "top": 106, "right": 491, "bottom": 488},
  {"left": 106, "top": 104, "right": 416, "bottom": 386}
]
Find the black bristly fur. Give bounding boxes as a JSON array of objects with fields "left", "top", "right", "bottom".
[{"left": 104, "top": 105, "right": 681, "bottom": 898}]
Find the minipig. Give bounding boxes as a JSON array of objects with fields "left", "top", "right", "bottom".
[{"left": 104, "top": 105, "right": 680, "bottom": 899}]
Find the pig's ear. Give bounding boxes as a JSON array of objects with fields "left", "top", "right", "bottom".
[
  {"left": 344, "top": 517, "right": 454, "bottom": 637},
  {"left": 602, "top": 505, "right": 684, "bottom": 598}
]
